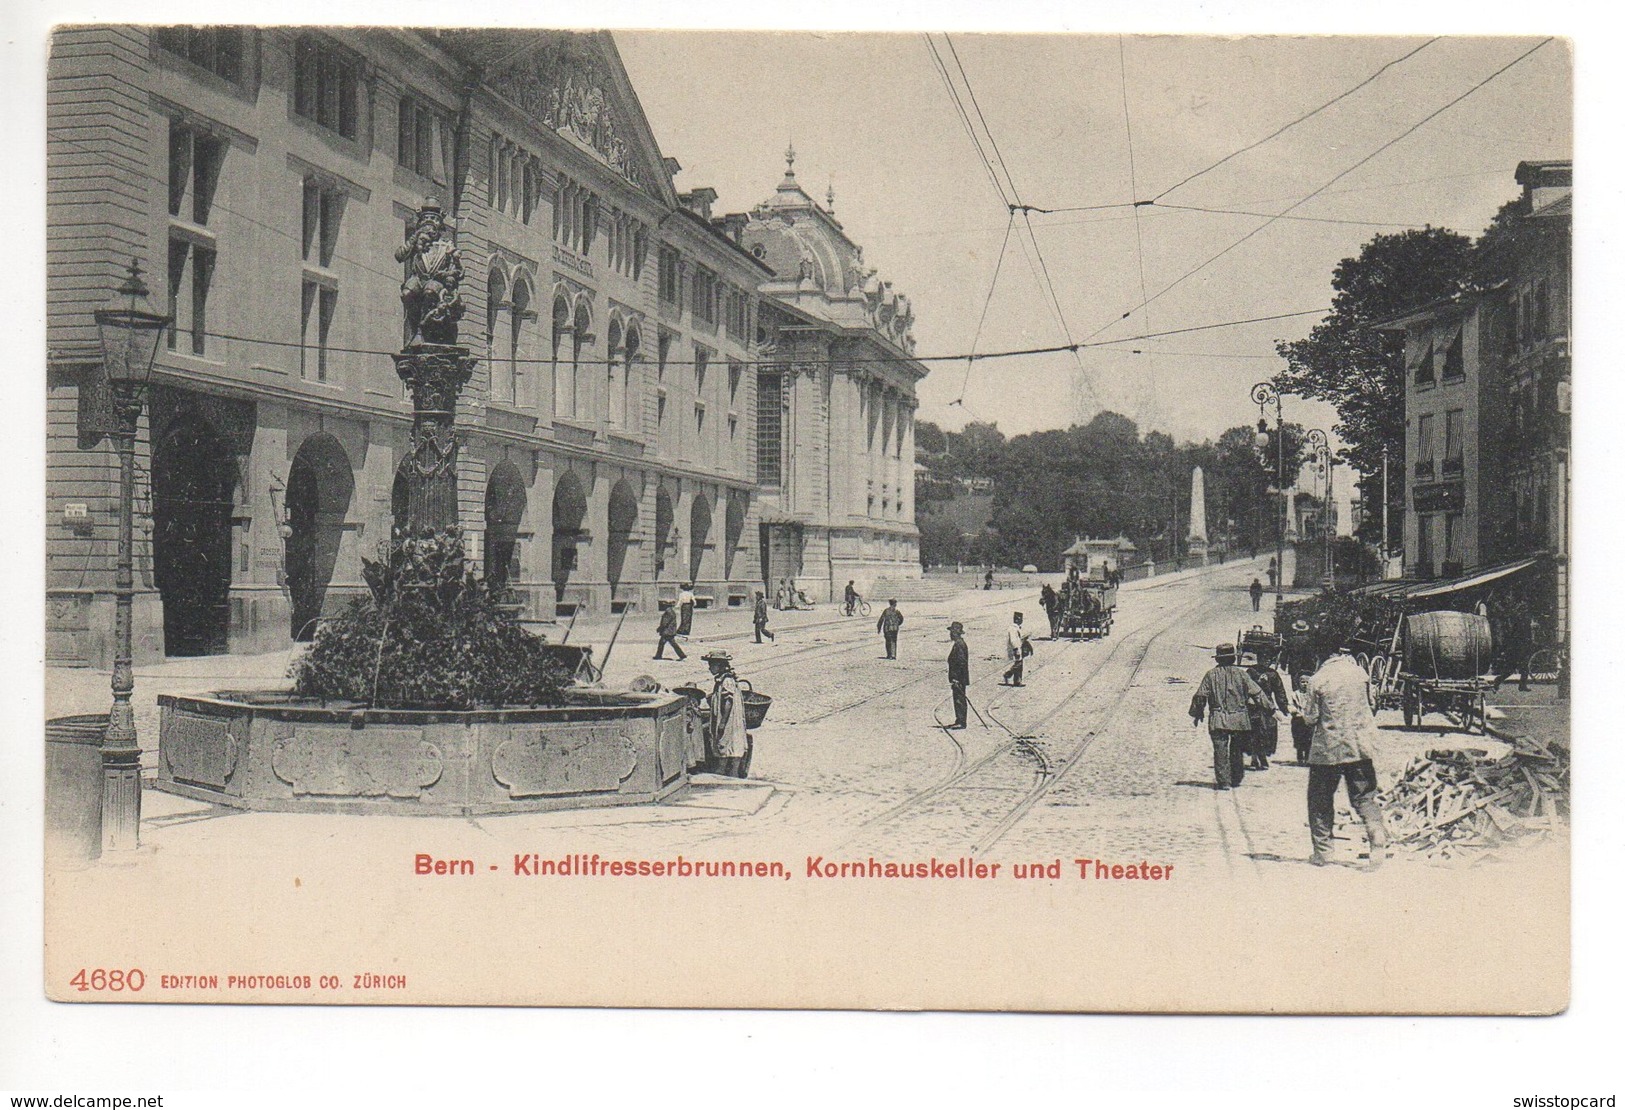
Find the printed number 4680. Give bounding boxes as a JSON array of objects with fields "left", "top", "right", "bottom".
[{"left": 69, "top": 968, "right": 145, "bottom": 992}]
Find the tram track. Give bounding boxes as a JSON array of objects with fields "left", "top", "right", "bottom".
[{"left": 838, "top": 584, "right": 1208, "bottom": 855}]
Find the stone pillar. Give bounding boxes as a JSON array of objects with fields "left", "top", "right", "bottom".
[
  {"left": 1187, "top": 465, "right": 1209, "bottom": 564},
  {"left": 392, "top": 344, "right": 475, "bottom": 532}
]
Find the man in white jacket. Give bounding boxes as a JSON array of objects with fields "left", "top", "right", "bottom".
[
  {"left": 1301, "top": 646, "right": 1390, "bottom": 868},
  {"left": 1002, "top": 612, "right": 1031, "bottom": 687}
]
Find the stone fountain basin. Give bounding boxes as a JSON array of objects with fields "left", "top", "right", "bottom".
[{"left": 155, "top": 690, "right": 693, "bottom": 815}]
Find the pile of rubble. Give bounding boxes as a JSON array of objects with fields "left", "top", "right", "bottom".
[{"left": 1378, "top": 736, "right": 1570, "bottom": 862}]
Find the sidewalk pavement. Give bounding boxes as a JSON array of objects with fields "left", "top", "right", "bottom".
[{"left": 1485, "top": 682, "right": 1570, "bottom": 751}]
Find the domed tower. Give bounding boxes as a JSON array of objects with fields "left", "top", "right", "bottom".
[{"left": 731, "top": 148, "right": 927, "bottom": 602}]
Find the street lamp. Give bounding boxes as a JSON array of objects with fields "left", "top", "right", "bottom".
[
  {"left": 1306, "top": 429, "right": 1333, "bottom": 589},
  {"left": 93, "top": 258, "right": 171, "bottom": 854},
  {"left": 1251, "top": 382, "right": 1285, "bottom": 603}
]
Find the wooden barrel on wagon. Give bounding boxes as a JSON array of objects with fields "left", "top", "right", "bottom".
[{"left": 1402, "top": 611, "right": 1493, "bottom": 681}]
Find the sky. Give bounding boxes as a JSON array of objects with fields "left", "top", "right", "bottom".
[{"left": 616, "top": 32, "right": 1572, "bottom": 453}]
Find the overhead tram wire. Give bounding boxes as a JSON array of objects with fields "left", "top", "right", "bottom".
[
  {"left": 1080, "top": 36, "right": 1555, "bottom": 345},
  {"left": 959, "top": 212, "right": 1018, "bottom": 404},
  {"left": 1151, "top": 37, "right": 1441, "bottom": 202},
  {"left": 1117, "top": 34, "right": 1159, "bottom": 427},
  {"left": 937, "top": 33, "right": 1101, "bottom": 413}
]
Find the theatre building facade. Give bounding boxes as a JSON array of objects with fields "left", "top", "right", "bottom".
[{"left": 46, "top": 27, "right": 922, "bottom": 666}]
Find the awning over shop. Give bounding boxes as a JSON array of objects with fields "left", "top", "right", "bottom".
[
  {"left": 1345, "top": 556, "right": 1546, "bottom": 603},
  {"left": 1405, "top": 556, "right": 1544, "bottom": 600}
]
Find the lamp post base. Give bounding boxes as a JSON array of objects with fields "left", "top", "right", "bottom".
[{"left": 100, "top": 747, "right": 142, "bottom": 853}]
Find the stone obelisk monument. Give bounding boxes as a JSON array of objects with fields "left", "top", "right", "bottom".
[{"left": 1186, "top": 466, "right": 1210, "bottom": 565}]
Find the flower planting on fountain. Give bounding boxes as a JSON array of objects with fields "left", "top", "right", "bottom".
[{"left": 292, "top": 528, "right": 570, "bottom": 710}]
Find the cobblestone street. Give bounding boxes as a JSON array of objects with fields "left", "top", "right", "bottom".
[{"left": 52, "top": 555, "right": 1557, "bottom": 878}]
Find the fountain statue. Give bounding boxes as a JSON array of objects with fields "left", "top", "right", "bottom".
[{"left": 155, "top": 200, "right": 693, "bottom": 815}]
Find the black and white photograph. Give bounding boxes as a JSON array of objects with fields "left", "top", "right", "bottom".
[{"left": 6, "top": 2, "right": 1618, "bottom": 1103}]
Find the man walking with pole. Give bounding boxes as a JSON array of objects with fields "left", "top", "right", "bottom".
[
  {"left": 877, "top": 599, "right": 904, "bottom": 660},
  {"left": 946, "top": 621, "right": 970, "bottom": 729},
  {"left": 1190, "top": 643, "right": 1266, "bottom": 790}
]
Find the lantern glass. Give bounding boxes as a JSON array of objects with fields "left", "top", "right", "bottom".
[
  {"left": 94, "top": 260, "right": 172, "bottom": 386},
  {"left": 1254, "top": 430, "right": 1271, "bottom": 451}
]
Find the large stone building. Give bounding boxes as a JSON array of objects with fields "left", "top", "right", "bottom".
[
  {"left": 1388, "top": 160, "right": 1571, "bottom": 640},
  {"left": 46, "top": 27, "right": 923, "bottom": 667},
  {"left": 735, "top": 153, "right": 925, "bottom": 602}
]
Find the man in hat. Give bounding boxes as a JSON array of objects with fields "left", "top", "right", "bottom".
[
  {"left": 1249, "top": 577, "right": 1264, "bottom": 612},
  {"left": 946, "top": 621, "right": 970, "bottom": 729},
  {"left": 877, "top": 599, "right": 904, "bottom": 659},
  {"left": 677, "top": 582, "right": 697, "bottom": 637},
  {"left": 1243, "top": 650, "right": 1290, "bottom": 770},
  {"left": 752, "top": 590, "right": 774, "bottom": 644},
  {"left": 1301, "top": 643, "right": 1390, "bottom": 868},
  {"left": 653, "top": 602, "right": 686, "bottom": 661},
  {"left": 702, "top": 650, "right": 750, "bottom": 778},
  {"left": 844, "top": 580, "right": 859, "bottom": 616},
  {"left": 1190, "top": 643, "right": 1268, "bottom": 790},
  {"left": 1002, "top": 612, "right": 1031, "bottom": 686}
]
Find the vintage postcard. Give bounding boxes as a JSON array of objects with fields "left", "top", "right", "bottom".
[{"left": 41, "top": 25, "right": 1571, "bottom": 1012}]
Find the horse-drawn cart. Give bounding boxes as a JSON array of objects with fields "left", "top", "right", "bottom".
[
  {"left": 1059, "top": 581, "right": 1116, "bottom": 640},
  {"left": 1370, "top": 610, "right": 1492, "bottom": 735}
]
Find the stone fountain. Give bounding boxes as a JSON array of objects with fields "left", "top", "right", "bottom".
[{"left": 156, "top": 200, "right": 692, "bottom": 815}]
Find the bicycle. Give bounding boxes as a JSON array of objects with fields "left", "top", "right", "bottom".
[
  {"left": 845, "top": 596, "right": 872, "bottom": 617},
  {"left": 1523, "top": 645, "right": 1566, "bottom": 684}
]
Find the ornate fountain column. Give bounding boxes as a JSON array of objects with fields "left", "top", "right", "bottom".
[{"left": 391, "top": 199, "right": 476, "bottom": 534}]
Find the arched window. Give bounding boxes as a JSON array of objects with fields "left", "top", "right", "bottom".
[
  {"left": 605, "top": 317, "right": 623, "bottom": 428},
  {"left": 621, "top": 325, "right": 640, "bottom": 431},
  {"left": 508, "top": 279, "right": 531, "bottom": 406},
  {"left": 487, "top": 267, "right": 508, "bottom": 401},
  {"left": 552, "top": 293, "right": 573, "bottom": 419},
  {"left": 571, "top": 298, "right": 592, "bottom": 421}
]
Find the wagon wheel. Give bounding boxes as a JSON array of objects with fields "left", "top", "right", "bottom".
[
  {"left": 1355, "top": 653, "right": 1370, "bottom": 675},
  {"left": 1402, "top": 687, "right": 1419, "bottom": 729},
  {"left": 1469, "top": 691, "right": 1488, "bottom": 735}
]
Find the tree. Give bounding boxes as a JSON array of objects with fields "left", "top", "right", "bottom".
[
  {"left": 914, "top": 419, "right": 947, "bottom": 456},
  {"left": 1273, "top": 227, "right": 1474, "bottom": 553}
]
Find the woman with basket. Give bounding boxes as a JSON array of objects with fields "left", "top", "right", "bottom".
[{"left": 703, "top": 651, "right": 752, "bottom": 778}]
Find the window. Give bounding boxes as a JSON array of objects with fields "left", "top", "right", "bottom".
[
  {"left": 620, "top": 326, "right": 640, "bottom": 430},
  {"left": 1415, "top": 414, "right": 1435, "bottom": 479},
  {"left": 301, "top": 179, "right": 343, "bottom": 268},
  {"left": 168, "top": 121, "right": 225, "bottom": 224},
  {"left": 503, "top": 281, "right": 531, "bottom": 406},
  {"left": 397, "top": 96, "right": 437, "bottom": 178},
  {"left": 1416, "top": 513, "right": 1436, "bottom": 576},
  {"left": 551, "top": 295, "right": 573, "bottom": 418},
  {"left": 154, "top": 26, "right": 244, "bottom": 84},
  {"left": 756, "top": 370, "right": 783, "bottom": 486},
  {"left": 659, "top": 247, "right": 682, "bottom": 305},
  {"left": 728, "top": 360, "right": 742, "bottom": 406},
  {"left": 1441, "top": 329, "right": 1464, "bottom": 380},
  {"left": 657, "top": 332, "right": 671, "bottom": 381},
  {"left": 694, "top": 346, "right": 709, "bottom": 399},
  {"left": 293, "top": 35, "right": 359, "bottom": 139},
  {"left": 605, "top": 318, "right": 623, "bottom": 427},
  {"left": 1443, "top": 512, "right": 1464, "bottom": 570},
  {"left": 1412, "top": 336, "right": 1435, "bottom": 386},
  {"left": 692, "top": 266, "right": 718, "bottom": 326},
  {"left": 301, "top": 280, "right": 336, "bottom": 381},
  {"left": 166, "top": 121, "right": 223, "bottom": 357},
  {"left": 1443, "top": 409, "right": 1464, "bottom": 474}
]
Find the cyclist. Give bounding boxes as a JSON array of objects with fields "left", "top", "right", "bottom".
[{"left": 844, "top": 580, "right": 860, "bottom": 616}]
